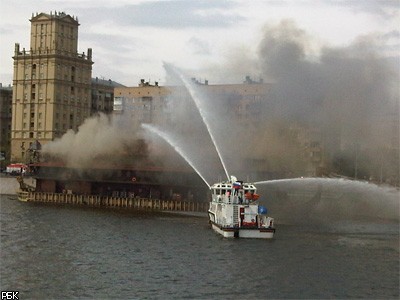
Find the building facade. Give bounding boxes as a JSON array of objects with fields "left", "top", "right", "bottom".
[
  {"left": 11, "top": 12, "right": 93, "bottom": 162},
  {"left": 91, "top": 77, "right": 125, "bottom": 115},
  {"left": 0, "top": 84, "right": 13, "bottom": 168},
  {"left": 113, "top": 78, "right": 273, "bottom": 129},
  {"left": 113, "top": 78, "right": 325, "bottom": 178}
]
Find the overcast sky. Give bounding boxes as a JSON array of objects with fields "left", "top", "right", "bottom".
[{"left": 0, "top": 0, "right": 398, "bottom": 86}]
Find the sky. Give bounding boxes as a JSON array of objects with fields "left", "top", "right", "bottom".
[{"left": 0, "top": 0, "right": 399, "bottom": 86}]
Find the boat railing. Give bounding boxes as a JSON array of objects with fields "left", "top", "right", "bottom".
[
  {"left": 213, "top": 194, "right": 251, "bottom": 205},
  {"left": 17, "top": 191, "right": 209, "bottom": 212}
]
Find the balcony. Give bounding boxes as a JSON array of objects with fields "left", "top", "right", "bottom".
[{"left": 14, "top": 48, "right": 92, "bottom": 62}]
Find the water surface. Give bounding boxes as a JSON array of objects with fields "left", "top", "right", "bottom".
[{"left": 1, "top": 196, "right": 398, "bottom": 299}]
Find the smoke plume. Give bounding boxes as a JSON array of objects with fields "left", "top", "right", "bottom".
[
  {"left": 43, "top": 19, "right": 398, "bottom": 185},
  {"left": 42, "top": 113, "right": 139, "bottom": 169},
  {"left": 194, "top": 19, "right": 399, "bottom": 181}
]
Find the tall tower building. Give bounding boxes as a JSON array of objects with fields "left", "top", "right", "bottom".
[{"left": 11, "top": 11, "right": 93, "bottom": 162}]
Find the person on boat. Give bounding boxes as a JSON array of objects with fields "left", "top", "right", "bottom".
[
  {"left": 233, "top": 181, "right": 241, "bottom": 195},
  {"left": 245, "top": 191, "right": 252, "bottom": 202}
]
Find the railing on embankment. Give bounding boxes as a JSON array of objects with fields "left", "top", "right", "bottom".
[{"left": 21, "top": 192, "right": 209, "bottom": 213}]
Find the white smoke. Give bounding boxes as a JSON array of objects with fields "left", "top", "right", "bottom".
[{"left": 42, "top": 113, "right": 138, "bottom": 169}]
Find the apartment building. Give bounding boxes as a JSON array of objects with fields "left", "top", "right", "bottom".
[
  {"left": 114, "top": 78, "right": 271, "bottom": 127},
  {"left": 0, "top": 84, "right": 13, "bottom": 167},
  {"left": 91, "top": 77, "right": 125, "bottom": 115},
  {"left": 11, "top": 11, "right": 93, "bottom": 162}
]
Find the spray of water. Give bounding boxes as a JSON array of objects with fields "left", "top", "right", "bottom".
[
  {"left": 255, "top": 177, "right": 396, "bottom": 192},
  {"left": 255, "top": 177, "right": 399, "bottom": 224},
  {"left": 164, "top": 63, "right": 230, "bottom": 181},
  {"left": 142, "top": 123, "right": 211, "bottom": 188}
]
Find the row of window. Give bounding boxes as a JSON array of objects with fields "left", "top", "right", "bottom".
[
  {"left": 36, "top": 23, "right": 75, "bottom": 35},
  {"left": 23, "top": 112, "right": 42, "bottom": 119},
  {"left": 23, "top": 73, "right": 88, "bottom": 83},
  {"left": 22, "top": 113, "right": 84, "bottom": 121},
  {"left": 20, "top": 121, "right": 81, "bottom": 131},
  {"left": 25, "top": 64, "right": 82, "bottom": 72},
  {"left": 20, "top": 94, "right": 90, "bottom": 103},
  {"left": 22, "top": 63, "right": 90, "bottom": 79}
]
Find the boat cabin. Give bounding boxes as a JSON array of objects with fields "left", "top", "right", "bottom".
[{"left": 210, "top": 181, "right": 259, "bottom": 204}]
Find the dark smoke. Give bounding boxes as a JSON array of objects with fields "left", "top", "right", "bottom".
[
  {"left": 157, "top": 23, "right": 399, "bottom": 183},
  {"left": 43, "top": 20, "right": 398, "bottom": 187},
  {"left": 193, "top": 20, "right": 399, "bottom": 181}
]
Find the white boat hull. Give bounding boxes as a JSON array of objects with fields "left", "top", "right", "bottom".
[{"left": 210, "top": 221, "right": 275, "bottom": 239}]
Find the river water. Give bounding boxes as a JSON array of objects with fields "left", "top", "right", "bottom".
[{"left": 1, "top": 194, "right": 398, "bottom": 299}]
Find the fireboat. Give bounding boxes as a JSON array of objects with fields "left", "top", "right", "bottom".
[{"left": 208, "top": 176, "right": 275, "bottom": 238}]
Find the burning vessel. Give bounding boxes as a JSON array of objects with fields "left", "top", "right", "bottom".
[{"left": 208, "top": 176, "right": 275, "bottom": 238}]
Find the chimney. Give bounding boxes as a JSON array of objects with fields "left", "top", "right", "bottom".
[
  {"left": 14, "top": 43, "right": 20, "bottom": 55},
  {"left": 87, "top": 48, "right": 92, "bottom": 60}
]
